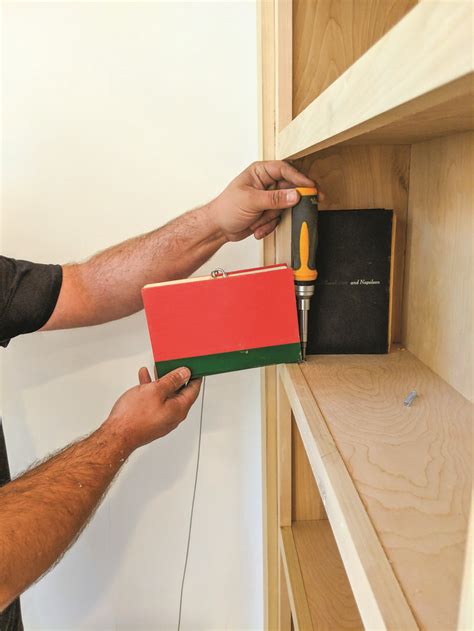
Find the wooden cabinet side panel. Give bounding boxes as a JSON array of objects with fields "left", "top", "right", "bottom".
[
  {"left": 278, "top": 556, "right": 293, "bottom": 631},
  {"left": 402, "top": 131, "right": 473, "bottom": 401},
  {"left": 276, "top": 0, "right": 293, "bottom": 131},
  {"left": 258, "top": 2, "right": 279, "bottom": 629},
  {"left": 278, "top": 377, "right": 293, "bottom": 528},
  {"left": 292, "top": 420, "right": 326, "bottom": 522}
]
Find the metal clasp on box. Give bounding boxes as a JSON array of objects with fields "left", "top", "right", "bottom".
[{"left": 211, "top": 268, "right": 228, "bottom": 278}]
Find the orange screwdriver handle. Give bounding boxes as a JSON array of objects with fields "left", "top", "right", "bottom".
[{"left": 291, "top": 188, "right": 318, "bottom": 283}]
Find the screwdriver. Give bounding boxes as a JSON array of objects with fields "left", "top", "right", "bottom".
[{"left": 291, "top": 187, "right": 319, "bottom": 361}]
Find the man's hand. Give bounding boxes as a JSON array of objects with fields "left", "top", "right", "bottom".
[
  {"left": 40, "top": 160, "right": 318, "bottom": 331},
  {"left": 103, "top": 367, "right": 202, "bottom": 454},
  {"left": 0, "top": 365, "right": 201, "bottom": 610},
  {"left": 210, "top": 160, "right": 317, "bottom": 241}
]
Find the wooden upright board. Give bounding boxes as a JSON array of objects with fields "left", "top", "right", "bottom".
[{"left": 403, "top": 131, "right": 474, "bottom": 402}]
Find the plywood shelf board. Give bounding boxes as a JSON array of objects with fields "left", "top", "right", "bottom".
[
  {"left": 279, "top": 363, "right": 418, "bottom": 630},
  {"left": 284, "top": 348, "right": 472, "bottom": 630},
  {"left": 341, "top": 85, "right": 474, "bottom": 147},
  {"left": 279, "top": 1, "right": 474, "bottom": 159}
]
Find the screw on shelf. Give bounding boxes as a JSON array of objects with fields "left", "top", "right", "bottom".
[{"left": 404, "top": 390, "right": 417, "bottom": 407}]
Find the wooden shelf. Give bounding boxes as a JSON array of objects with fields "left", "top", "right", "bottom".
[
  {"left": 260, "top": 2, "right": 473, "bottom": 628},
  {"left": 279, "top": 349, "right": 472, "bottom": 630},
  {"left": 280, "top": 521, "right": 363, "bottom": 630},
  {"left": 278, "top": 1, "right": 474, "bottom": 160}
]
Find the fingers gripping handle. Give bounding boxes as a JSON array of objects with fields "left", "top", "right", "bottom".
[{"left": 291, "top": 189, "right": 319, "bottom": 283}]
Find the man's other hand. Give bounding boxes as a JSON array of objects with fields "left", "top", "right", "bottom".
[
  {"left": 103, "top": 367, "right": 202, "bottom": 454},
  {"left": 210, "top": 160, "right": 318, "bottom": 242}
]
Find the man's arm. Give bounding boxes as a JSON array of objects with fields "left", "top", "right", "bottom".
[
  {"left": 0, "top": 366, "right": 200, "bottom": 610},
  {"left": 42, "top": 161, "right": 315, "bottom": 330}
]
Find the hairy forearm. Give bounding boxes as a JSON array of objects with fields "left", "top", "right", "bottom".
[
  {"left": 41, "top": 161, "right": 315, "bottom": 331},
  {"left": 48, "top": 204, "right": 226, "bottom": 329},
  {"left": 0, "top": 423, "right": 130, "bottom": 610}
]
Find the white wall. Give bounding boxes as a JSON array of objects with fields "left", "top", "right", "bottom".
[{"left": 1, "top": 2, "right": 262, "bottom": 629}]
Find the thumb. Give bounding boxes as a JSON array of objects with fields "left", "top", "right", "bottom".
[
  {"left": 138, "top": 367, "right": 152, "bottom": 385},
  {"left": 156, "top": 367, "right": 191, "bottom": 399},
  {"left": 251, "top": 187, "right": 299, "bottom": 211}
]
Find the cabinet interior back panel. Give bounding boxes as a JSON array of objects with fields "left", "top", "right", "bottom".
[{"left": 288, "top": 145, "right": 410, "bottom": 344}]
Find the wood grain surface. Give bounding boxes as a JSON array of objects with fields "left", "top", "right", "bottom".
[
  {"left": 258, "top": 2, "right": 279, "bottom": 628},
  {"left": 279, "top": 556, "right": 292, "bottom": 631},
  {"left": 341, "top": 86, "right": 474, "bottom": 147},
  {"left": 277, "top": 0, "right": 293, "bottom": 130},
  {"left": 294, "top": 145, "right": 410, "bottom": 344},
  {"left": 292, "top": 420, "right": 326, "bottom": 521},
  {"left": 403, "top": 131, "right": 473, "bottom": 402},
  {"left": 278, "top": 375, "right": 293, "bottom": 527},
  {"left": 280, "top": 363, "right": 418, "bottom": 630},
  {"left": 261, "top": 2, "right": 473, "bottom": 628},
  {"left": 280, "top": 527, "right": 314, "bottom": 630},
  {"left": 281, "top": 2, "right": 473, "bottom": 159},
  {"left": 293, "top": 0, "right": 417, "bottom": 116},
  {"left": 300, "top": 349, "right": 473, "bottom": 630},
  {"left": 292, "top": 520, "right": 364, "bottom": 630}
]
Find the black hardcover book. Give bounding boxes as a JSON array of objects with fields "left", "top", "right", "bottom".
[{"left": 307, "top": 209, "right": 394, "bottom": 355}]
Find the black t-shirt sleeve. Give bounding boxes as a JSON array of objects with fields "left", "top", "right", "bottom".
[{"left": 0, "top": 256, "right": 63, "bottom": 347}]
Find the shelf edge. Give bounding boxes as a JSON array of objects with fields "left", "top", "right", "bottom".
[
  {"left": 279, "top": 363, "right": 419, "bottom": 630},
  {"left": 278, "top": 1, "right": 474, "bottom": 160},
  {"left": 279, "top": 526, "right": 313, "bottom": 631}
]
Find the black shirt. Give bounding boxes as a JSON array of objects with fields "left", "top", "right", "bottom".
[
  {"left": 0, "top": 256, "right": 63, "bottom": 347},
  {"left": 0, "top": 255, "right": 62, "bottom": 631}
]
